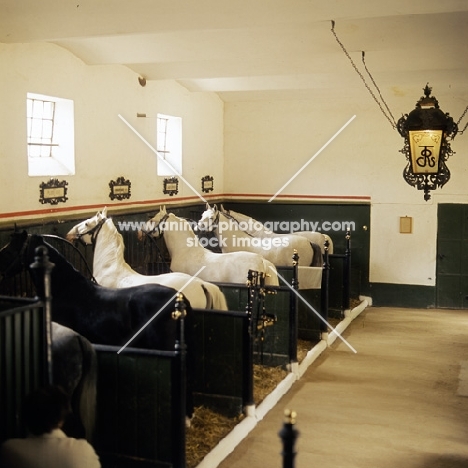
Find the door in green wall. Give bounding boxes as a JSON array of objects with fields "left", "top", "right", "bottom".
[{"left": 436, "top": 204, "right": 468, "bottom": 309}]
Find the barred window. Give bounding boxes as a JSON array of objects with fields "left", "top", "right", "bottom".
[
  {"left": 156, "top": 113, "right": 182, "bottom": 176},
  {"left": 26, "top": 93, "right": 75, "bottom": 177},
  {"left": 27, "top": 98, "right": 56, "bottom": 158}
]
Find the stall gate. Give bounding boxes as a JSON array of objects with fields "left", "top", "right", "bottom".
[
  {"left": 93, "top": 344, "right": 187, "bottom": 468},
  {"left": 0, "top": 297, "right": 50, "bottom": 442}
]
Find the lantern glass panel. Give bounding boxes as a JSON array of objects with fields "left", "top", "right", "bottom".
[{"left": 409, "top": 130, "right": 442, "bottom": 174}]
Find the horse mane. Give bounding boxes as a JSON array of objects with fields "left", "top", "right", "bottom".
[
  {"left": 217, "top": 209, "right": 255, "bottom": 238},
  {"left": 93, "top": 218, "right": 129, "bottom": 268}
]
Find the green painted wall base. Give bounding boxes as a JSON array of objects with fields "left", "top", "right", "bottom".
[{"left": 369, "top": 283, "right": 435, "bottom": 308}]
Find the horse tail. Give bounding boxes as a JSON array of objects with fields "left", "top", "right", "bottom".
[
  {"left": 74, "top": 334, "right": 98, "bottom": 442},
  {"left": 201, "top": 284, "right": 213, "bottom": 309},
  {"left": 201, "top": 283, "right": 228, "bottom": 310},
  {"left": 309, "top": 242, "right": 323, "bottom": 267}
]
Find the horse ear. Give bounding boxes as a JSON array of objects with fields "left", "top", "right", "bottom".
[
  {"left": 205, "top": 203, "right": 211, "bottom": 210},
  {"left": 213, "top": 204, "right": 218, "bottom": 213},
  {"left": 102, "top": 207, "right": 108, "bottom": 217},
  {"left": 162, "top": 205, "right": 167, "bottom": 214}
]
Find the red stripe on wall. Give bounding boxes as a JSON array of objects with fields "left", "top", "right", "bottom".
[{"left": 0, "top": 193, "right": 371, "bottom": 221}]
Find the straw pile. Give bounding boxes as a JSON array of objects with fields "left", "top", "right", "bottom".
[
  {"left": 186, "top": 406, "right": 244, "bottom": 468},
  {"left": 186, "top": 363, "right": 288, "bottom": 467}
]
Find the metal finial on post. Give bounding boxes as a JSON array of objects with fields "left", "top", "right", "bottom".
[
  {"left": 279, "top": 409, "right": 299, "bottom": 468},
  {"left": 30, "top": 245, "right": 55, "bottom": 385},
  {"left": 292, "top": 249, "right": 299, "bottom": 267},
  {"left": 172, "top": 292, "right": 187, "bottom": 320},
  {"left": 291, "top": 249, "right": 299, "bottom": 290}
]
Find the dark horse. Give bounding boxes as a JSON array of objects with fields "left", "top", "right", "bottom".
[
  {"left": 26, "top": 233, "right": 194, "bottom": 351},
  {"left": 0, "top": 232, "right": 195, "bottom": 421}
]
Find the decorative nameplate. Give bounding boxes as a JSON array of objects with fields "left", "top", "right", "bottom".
[
  {"left": 163, "top": 177, "right": 179, "bottom": 196},
  {"left": 109, "top": 176, "right": 131, "bottom": 201},
  {"left": 39, "top": 179, "right": 68, "bottom": 205},
  {"left": 201, "top": 175, "right": 214, "bottom": 193}
]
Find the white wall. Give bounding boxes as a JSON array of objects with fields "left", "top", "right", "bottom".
[
  {"left": 2, "top": 41, "right": 468, "bottom": 288},
  {"left": 0, "top": 42, "right": 224, "bottom": 218},
  {"left": 223, "top": 91, "right": 468, "bottom": 287}
]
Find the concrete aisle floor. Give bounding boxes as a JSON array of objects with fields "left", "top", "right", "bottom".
[{"left": 217, "top": 307, "right": 468, "bottom": 468}]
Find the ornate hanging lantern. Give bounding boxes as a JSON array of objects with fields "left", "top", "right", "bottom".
[
  {"left": 397, "top": 85, "right": 458, "bottom": 201},
  {"left": 331, "top": 23, "right": 468, "bottom": 201}
]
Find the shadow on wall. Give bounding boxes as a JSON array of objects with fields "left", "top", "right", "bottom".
[{"left": 417, "top": 454, "right": 468, "bottom": 468}]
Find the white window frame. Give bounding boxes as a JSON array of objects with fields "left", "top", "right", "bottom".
[
  {"left": 156, "top": 113, "right": 182, "bottom": 176},
  {"left": 27, "top": 92, "right": 75, "bottom": 177}
]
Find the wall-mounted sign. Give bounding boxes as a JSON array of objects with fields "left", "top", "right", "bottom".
[
  {"left": 109, "top": 176, "right": 131, "bottom": 201},
  {"left": 163, "top": 177, "right": 179, "bottom": 196},
  {"left": 201, "top": 175, "right": 214, "bottom": 193},
  {"left": 399, "top": 216, "right": 413, "bottom": 234},
  {"left": 39, "top": 178, "right": 68, "bottom": 205}
]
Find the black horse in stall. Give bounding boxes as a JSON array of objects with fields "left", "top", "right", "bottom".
[
  {"left": 26, "top": 234, "right": 193, "bottom": 350},
  {"left": 0, "top": 231, "right": 196, "bottom": 423}
]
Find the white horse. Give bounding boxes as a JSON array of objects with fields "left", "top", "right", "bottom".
[
  {"left": 197, "top": 204, "right": 317, "bottom": 267},
  {"left": 140, "top": 206, "right": 279, "bottom": 286},
  {"left": 66, "top": 208, "right": 228, "bottom": 310},
  {"left": 219, "top": 205, "right": 333, "bottom": 254}
]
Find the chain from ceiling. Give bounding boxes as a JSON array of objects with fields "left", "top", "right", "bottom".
[{"left": 330, "top": 20, "right": 468, "bottom": 135}]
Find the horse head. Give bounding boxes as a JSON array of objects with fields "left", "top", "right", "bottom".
[
  {"left": 0, "top": 230, "right": 29, "bottom": 278},
  {"left": 138, "top": 206, "right": 169, "bottom": 240},
  {"left": 66, "top": 208, "right": 108, "bottom": 245},
  {"left": 197, "top": 204, "right": 219, "bottom": 232}
]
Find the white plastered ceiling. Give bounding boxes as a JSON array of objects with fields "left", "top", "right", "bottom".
[{"left": 1, "top": 0, "right": 467, "bottom": 104}]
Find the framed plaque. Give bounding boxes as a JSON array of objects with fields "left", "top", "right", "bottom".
[
  {"left": 39, "top": 179, "right": 68, "bottom": 205},
  {"left": 163, "top": 177, "right": 179, "bottom": 196},
  {"left": 201, "top": 175, "right": 214, "bottom": 193},
  {"left": 399, "top": 216, "right": 413, "bottom": 234},
  {"left": 109, "top": 176, "right": 131, "bottom": 201}
]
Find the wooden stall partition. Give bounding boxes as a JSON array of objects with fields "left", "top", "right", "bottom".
[
  {"left": 93, "top": 345, "right": 185, "bottom": 468},
  {"left": 192, "top": 308, "right": 252, "bottom": 417},
  {"left": 259, "top": 287, "right": 296, "bottom": 367},
  {"left": 120, "top": 229, "right": 171, "bottom": 276}
]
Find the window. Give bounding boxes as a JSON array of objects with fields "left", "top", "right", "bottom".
[
  {"left": 27, "top": 93, "right": 75, "bottom": 177},
  {"left": 156, "top": 113, "right": 182, "bottom": 176}
]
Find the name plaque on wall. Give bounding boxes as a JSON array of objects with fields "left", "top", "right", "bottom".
[
  {"left": 163, "top": 177, "right": 179, "bottom": 196},
  {"left": 201, "top": 175, "right": 214, "bottom": 193},
  {"left": 39, "top": 179, "right": 68, "bottom": 205},
  {"left": 109, "top": 176, "right": 131, "bottom": 200}
]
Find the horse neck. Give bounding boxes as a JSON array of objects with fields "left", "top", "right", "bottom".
[
  {"left": 162, "top": 214, "right": 200, "bottom": 255},
  {"left": 35, "top": 243, "right": 90, "bottom": 298},
  {"left": 93, "top": 219, "right": 134, "bottom": 278},
  {"left": 218, "top": 212, "right": 250, "bottom": 239},
  {"left": 230, "top": 211, "right": 266, "bottom": 235}
]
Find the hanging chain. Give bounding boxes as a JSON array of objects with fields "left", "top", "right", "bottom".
[
  {"left": 331, "top": 20, "right": 396, "bottom": 130},
  {"left": 361, "top": 51, "right": 397, "bottom": 127},
  {"left": 455, "top": 104, "right": 468, "bottom": 134}
]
